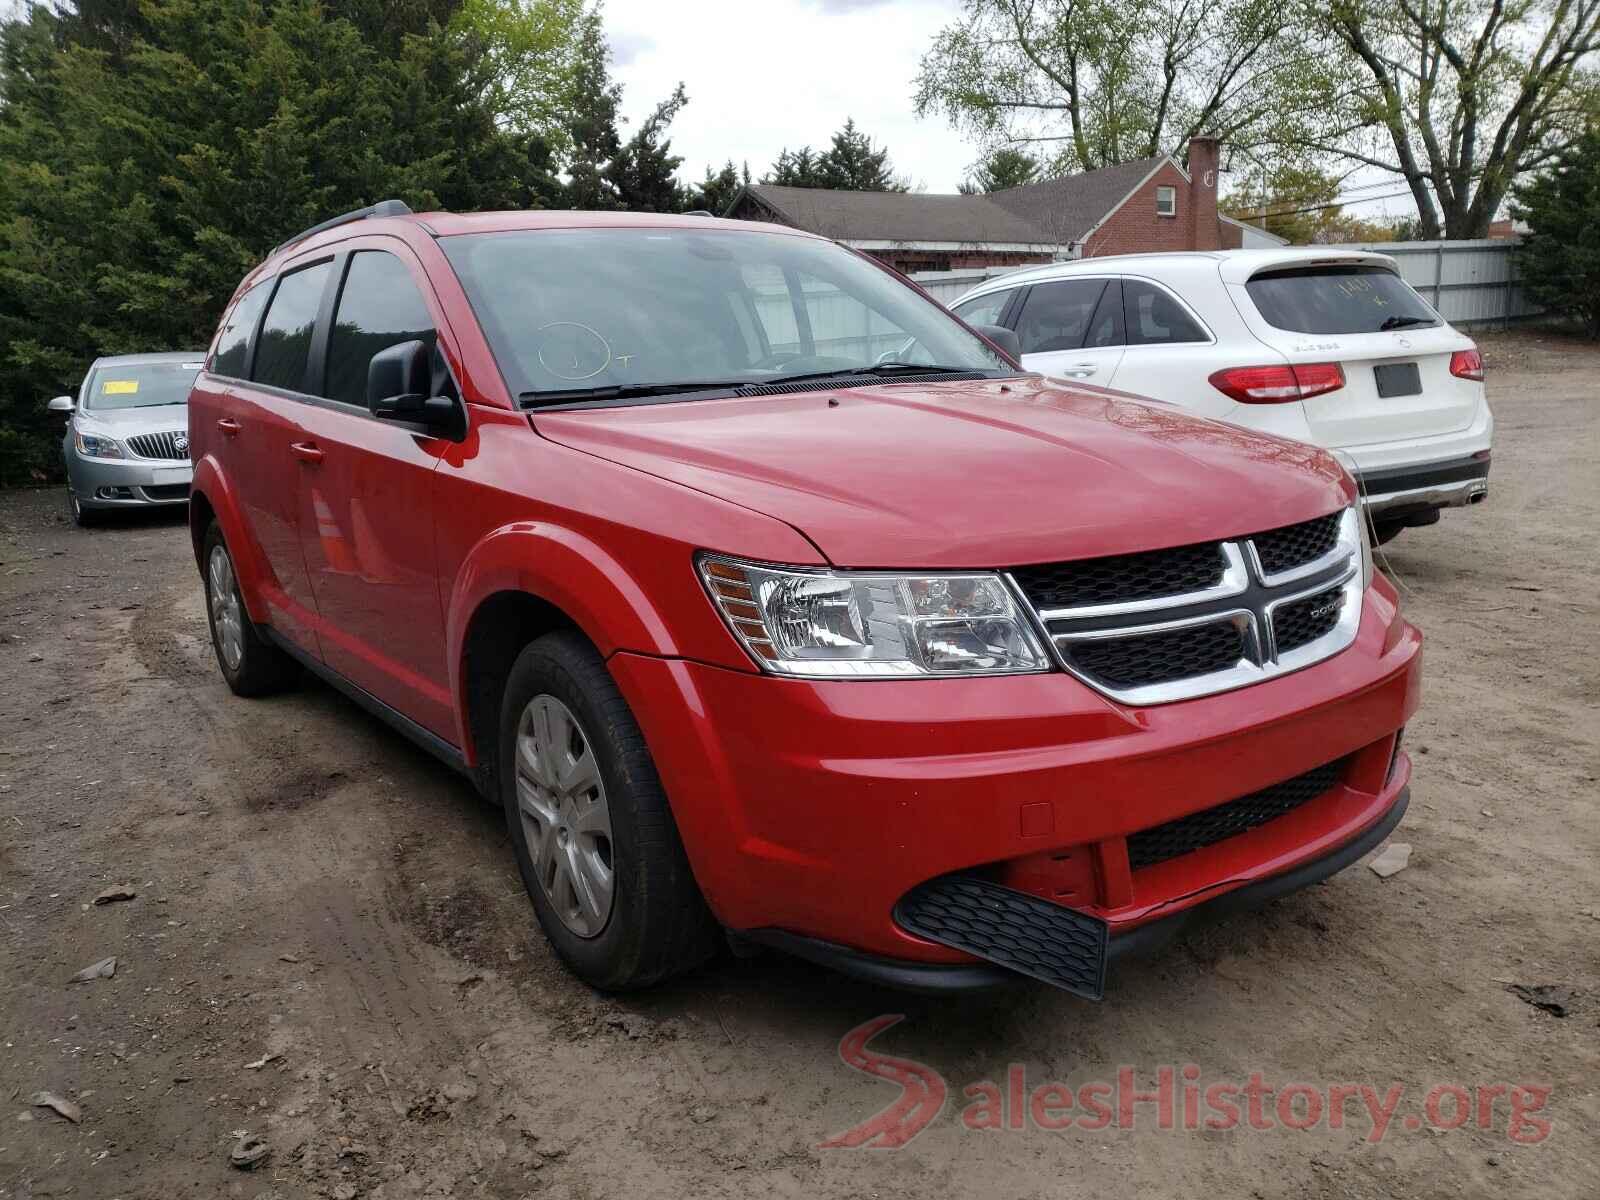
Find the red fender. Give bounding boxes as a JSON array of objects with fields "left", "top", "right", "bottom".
[{"left": 190, "top": 454, "right": 272, "bottom": 625}]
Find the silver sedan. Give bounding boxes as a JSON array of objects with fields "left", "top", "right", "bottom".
[{"left": 49, "top": 352, "right": 204, "bottom": 526}]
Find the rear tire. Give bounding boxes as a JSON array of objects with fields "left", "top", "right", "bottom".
[
  {"left": 201, "top": 521, "right": 298, "bottom": 696},
  {"left": 498, "top": 630, "right": 718, "bottom": 990}
]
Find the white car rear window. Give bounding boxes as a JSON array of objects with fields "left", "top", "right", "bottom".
[{"left": 1245, "top": 265, "right": 1438, "bottom": 335}]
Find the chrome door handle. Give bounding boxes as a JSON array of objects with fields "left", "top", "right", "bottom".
[{"left": 1060, "top": 365, "right": 1099, "bottom": 378}]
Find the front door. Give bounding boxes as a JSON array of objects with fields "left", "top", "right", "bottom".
[
  {"left": 1013, "top": 278, "right": 1126, "bottom": 385},
  {"left": 292, "top": 243, "right": 456, "bottom": 738}
]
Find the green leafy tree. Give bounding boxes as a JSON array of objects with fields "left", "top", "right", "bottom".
[
  {"left": 915, "top": 0, "right": 1302, "bottom": 174},
  {"left": 604, "top": 82, "right": 690, "bottom": 212},
  {"left": 1306, "top": 0, "right": 1600, "bottom": 239},
  {"left": 965, "top": 146, "right": 1042, "bottom": 192},
  {"left": 1512, "top": 123, "right": 1600, "bottom": 336},
  {"left": 916, "top": 0, "right": 1600, "bottom": 238},
  {"left": 449, "top": 0, "right": 590, "bottom": 152},
  {"left": 0, "top": 0, "right": 555, "bottom": 486},
  {"left": 1224, "top": 166, "right": 1400, "bottom": 243}
]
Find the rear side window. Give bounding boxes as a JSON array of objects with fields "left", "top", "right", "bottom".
[
  {"left": 1245, "top": 265, "right": 1438, "bottom": 334},
  {"left": 952, "top": 289, "right": 1015, "bottom": 329},
  {"left": 326, "top": 251, "right": 438, "bottom": 408},
  {"left": 252, "top": 261, "right": 333, "bottom": 392},
  {"left": 1123, "top": 279, "right": 1207, "bottom": 345},
  {"left": 1014, "top": 279, "right": 1109, "bottom": 354},
  {"left": 211, "top": 282, "right": 270, "bottom": 379}
]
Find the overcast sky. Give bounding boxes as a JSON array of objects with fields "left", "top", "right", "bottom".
[
  {"left": 602, "top": 0, "right": 1414, "bottom": 220},
  {"left": 604, "top": 0, "right": 981, "bottom": 193}
]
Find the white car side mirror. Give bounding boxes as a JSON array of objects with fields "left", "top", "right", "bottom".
[{"left": 47, "top": 395, "right": 74, "bottom": 413}]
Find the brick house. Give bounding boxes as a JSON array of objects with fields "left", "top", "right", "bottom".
[{"left": 725, "top": 137, "right": 1284, "bottom": 273}]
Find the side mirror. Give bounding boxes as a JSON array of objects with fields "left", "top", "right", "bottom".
[
  {"left": 973, "top": 324, "right": 1022, "bottom": 363},
  {"left": 47, "top": 395, "right": 74, "bottom": 414},
  {"left": 367, "top": 340, "right": 457, "bottom": 431}
]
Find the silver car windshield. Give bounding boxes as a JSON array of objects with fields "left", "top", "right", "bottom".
[
  {"left": 441, "top": 227, "right": 1012, "bottom": 404},
  {"left": 82, "top": 361, "right": 201, "bottom": 411}
]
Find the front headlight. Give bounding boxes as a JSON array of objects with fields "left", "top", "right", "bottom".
[
  {"left": 74, "top": 428, "right": 126, "bottom": 460},
  {"left": 699, "top": 555, "right": 1051, "bottom": 677}
]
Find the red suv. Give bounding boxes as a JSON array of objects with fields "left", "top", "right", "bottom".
[{"left": 189, "top": 202, "right": 1420, "bottom": 997}]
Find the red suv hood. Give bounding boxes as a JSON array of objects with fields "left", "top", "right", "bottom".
[{"left": 533, "top": 376, "right": 1354, "bottom": 569}]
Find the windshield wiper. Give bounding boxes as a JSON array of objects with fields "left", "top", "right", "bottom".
[
  {"left": 518, "top": 380, "right": 745, "bottom": 408},
  {"left": 764, "top": 362, "right": 998, "bottom": 386},
  {"left": 1378, "top": 315, "right": 1435, "bottom": 331}
]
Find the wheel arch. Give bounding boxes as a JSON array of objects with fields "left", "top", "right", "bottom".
[
  {"left": 188, "top": 458, "right": 272, "bottom": 623},
  {"left": 445, "top": 521, "right": 690, "bottom": 788}
]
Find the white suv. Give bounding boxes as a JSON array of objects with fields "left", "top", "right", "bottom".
[{"left": 951, "top": 249, "right": 1493, "bottom": 543}]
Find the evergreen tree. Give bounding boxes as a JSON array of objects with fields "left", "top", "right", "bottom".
[
  {"left": 766, "top": 146, "right": 824, "bottom": 187},
  {"left": 816, "top": 118, "right": 905, "bottom": 192},
  {"left": 0, "top": 0, "right": 554, "bottom": 485},
  {"left": 693, "top": 160, "right": 750, "bottom": 215},
  {"left": 966, "top": 147, "right": 1041, "bottom": 193},
  {"left": 1512, "top": 125, "right": 1600, "bottom": 338},
  {"left": 562, "top": 10, "right": 621, "bottom": 210},
  {"left": 605, "top": 83, "right": 690, "bottom": 213}
]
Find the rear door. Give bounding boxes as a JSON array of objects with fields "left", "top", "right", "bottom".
[
  {"left": 1009, "top": 277, "right": 1125, "bottom": 384},
  {"left": 290, "top": 240, "right": 457, "bottom": 738},
  {"left": 1230, "top": 261, "right": 1479, "bottom": 449},
  {"left": 219, "top": 264, "right": 329, "bottom": 655}
]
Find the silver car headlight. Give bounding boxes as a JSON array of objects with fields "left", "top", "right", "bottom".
[
  {"left": 699, "top": 555, "right": 1051, "bottom": 677},
  {"left": 74, "top": 427, "right": 126, "bottom": 460}
]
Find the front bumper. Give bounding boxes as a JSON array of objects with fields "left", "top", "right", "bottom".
[
  {"left": 68, "top": 453, "right": 192, "bottom": 507},
  {"left": 609, "top": 575, "right": 1422, "bottom": 978},
  {"left": 743, "top": 782, "right": 1409, "bottom": 994}
]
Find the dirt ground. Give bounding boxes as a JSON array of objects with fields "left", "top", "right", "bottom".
[{"left": 1, "top": 329, "right": 1596, "bottom": 1200}]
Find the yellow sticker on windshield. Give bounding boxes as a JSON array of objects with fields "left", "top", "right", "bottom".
[{"left": 102, "top": 380, "right": 139, "bottom": 395}]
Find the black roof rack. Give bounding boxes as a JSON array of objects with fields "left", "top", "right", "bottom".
[{"left": 273, "top": 199, "right": 413, "bottom": 255}]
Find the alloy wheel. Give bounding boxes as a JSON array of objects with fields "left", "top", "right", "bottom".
[
  {"left": 514, "top": 694, "right": 615, "bottom": 938},
  {"left": 207, "top": 544, "right": 245, "bottom": 671}
]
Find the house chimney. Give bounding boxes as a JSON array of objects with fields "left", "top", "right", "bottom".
[{"left": 1188, "top": 136, "right": 1220, "bottom": 251}]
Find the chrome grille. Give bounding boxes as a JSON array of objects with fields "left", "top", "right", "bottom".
[
  {"left": 125, "top": 430, "right": 188, "bottom": 461},
  {"left": 1009, "top": 508, "right": 1364, "bottom": 704}
]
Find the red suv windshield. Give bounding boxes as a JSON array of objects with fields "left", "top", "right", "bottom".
[{"left": 440, "top": 227, "right": 1010, "bottom": 403}]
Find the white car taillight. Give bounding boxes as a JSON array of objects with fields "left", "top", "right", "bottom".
[
  {"left": 1449, "top": 347, "right": 1485, "bottom": 381},
  {"left": 1208, "top": 362, "right": 1346, "bottom": 404}
]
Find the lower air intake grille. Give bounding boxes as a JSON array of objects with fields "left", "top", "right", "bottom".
[
  {"left": 895, "top": 875, "right": 1108, "bottom": 998},
  {"left": 1068, "top": 620, "right": 1245, "bottom": 690},
  {"left": 1273, "top": 585, "right": 1346, "bottom": 654},
  {"left": 1127, "top": 757, "right": 1350, "bottom": 871}
]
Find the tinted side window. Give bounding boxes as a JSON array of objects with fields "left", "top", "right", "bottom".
[
  {"left": 1123, "top": 279, "right": 1207, "bottom": 345},
  {"left": 1014, "top": 280, "right": 1108, "bottom": 354},
  {"left": 326, "top": 252, "right": 438, "bottom": 408},
  {"left": 212, "top": 282, "right": 270, "bottom": 379},
  {"left": 1084, "top": 278, "right": 1124, "bottom": 348},
  {"left": 953, "top": 289, "right": 1014, "bottom": 330},
  {"left": 252, "top": 261, "right": 333, "bottom": 392}
]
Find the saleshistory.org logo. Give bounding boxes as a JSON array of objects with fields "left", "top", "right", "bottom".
[{"left": 820, "top": 1017, "right": 1555, "bottom": 1149}]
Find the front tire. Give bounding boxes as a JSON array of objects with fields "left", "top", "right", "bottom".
[
  {"left": 201, "top": 522, "right": 297, "bottom": 696},
  {"left": 498, "top": 630, "right": 718, "bottom": 990},
  {"left": 67, "top": 487, "right": 101, "bottom": 528}
]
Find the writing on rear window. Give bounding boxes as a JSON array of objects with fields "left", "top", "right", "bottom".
[{"left": 1246, "top": 266, "right": 1438, "bottom": 335}]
